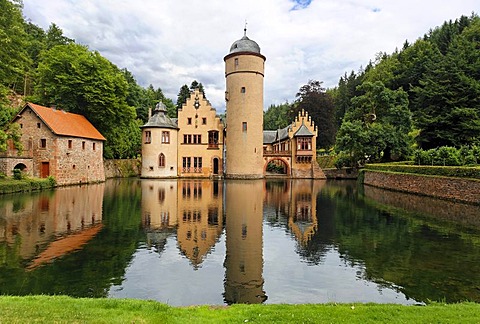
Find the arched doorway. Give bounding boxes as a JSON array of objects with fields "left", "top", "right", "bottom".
[
  {"left": 265, "top": 158, "right": 289, "bottom": 175},
  {"left": 213, "top": 158, "right": 219, "bottom": 175},
  {"left": 14, "top": 163, "right": 27, "bottom": 171}
]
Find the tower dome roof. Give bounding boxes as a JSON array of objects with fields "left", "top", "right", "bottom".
[
  {"left": 141, "top": 102, "right": 178, "bottom": 130},
  {"left": 229, "top": 29, "right": 261, "bottom": 54}
]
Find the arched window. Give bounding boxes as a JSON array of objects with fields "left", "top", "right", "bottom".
[{"left": 159, "top": 153, "right": 165, "bottom": 168}]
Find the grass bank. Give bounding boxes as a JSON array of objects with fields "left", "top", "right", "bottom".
[
  {"left": 0, "top": 296, "right": 479, "bottom": 323},
  {"left": 0, "top": 176, "right": 56, "bottom": 194}
]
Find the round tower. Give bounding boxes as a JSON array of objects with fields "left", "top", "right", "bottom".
[
  {"left": 224, "top": 29, "right": 266, "bottom": 179},
  {"left": 140, "top": 102, "right": 178, "bottom": 178}
]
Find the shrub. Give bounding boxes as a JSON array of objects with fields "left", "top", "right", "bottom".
[
  {"left": 12, "top": 169, "right": 24, "bottom": 180},
  {"left": 365, "top": 163, "right": 480, "bottom": 179},
  {"left": 413, "top": 146, "right": 478, "bottom": 167}
]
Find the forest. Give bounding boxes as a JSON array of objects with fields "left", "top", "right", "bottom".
[{"left": 1, "top": 0, "right": 479, "bottom": 165}]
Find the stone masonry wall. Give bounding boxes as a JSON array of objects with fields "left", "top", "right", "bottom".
[
  {"left": 104, "top": 159, "right": 141, "bottom": 178},
  {"left": 363, "top": 171, "right": 480, "bottom": 205}
]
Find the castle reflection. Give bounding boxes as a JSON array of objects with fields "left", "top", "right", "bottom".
[
  {"left": 140, "top": 179, "right": 322, "bottom": 304},
  {"left": 0, "top": 179, "right": 322, "bottom": 304},
  {"left": 0, "top": 183, "right": 104, "bottom": 270}
]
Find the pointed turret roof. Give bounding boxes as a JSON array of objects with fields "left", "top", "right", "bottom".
[{"left": 141, "top": 102, "right": 178, "bottom": 129}]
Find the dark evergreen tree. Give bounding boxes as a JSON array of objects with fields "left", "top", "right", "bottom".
[{"left": 176, "top": 84, "right": 190, "bottom": 110}]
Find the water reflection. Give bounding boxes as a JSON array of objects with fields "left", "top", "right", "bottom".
[
  {"left": 141, "top": 180, "right": 224, "bottom": 267},
  {"left": 224, "top": 180, "right": 266, "bottom": 304},
  {"left": 0, "top": 184, "right": 104, "bottom": 270},
  {"left": 1, "top": 178, "right": 479, "bottom": 305}
]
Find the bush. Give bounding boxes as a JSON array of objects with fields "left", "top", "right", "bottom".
[
  {"left": 413, "top": 146, "right": 478, "bottom": 167},
  {"left": 365, "top": 163, "right": 480, "bottom": 179},
  {"left": 12, "top": 168, "right": 24, "bottom": 180},
  {"left": 334, "top": 154, "right": 354, "bottom": 169}
]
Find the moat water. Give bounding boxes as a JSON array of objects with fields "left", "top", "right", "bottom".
[{"left": 1, "top": 178, "right": 479, "bottom": 306}]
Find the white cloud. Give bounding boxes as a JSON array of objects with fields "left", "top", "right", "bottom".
[{"left": 22, "top": 0, "right": 479, "bottom": 112}]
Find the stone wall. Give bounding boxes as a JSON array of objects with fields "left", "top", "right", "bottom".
[
  {"left": 104, "top": 159, "right": 141, "bottom": 178},
  {"left": 323, "top": 168, "right": 358, "bottom": 179},
  {"left": 363, "top": 171, "right": 480, "bottom": 205},
  {"left": 363, "top": 185, "right": 480, "bottom": 228}
]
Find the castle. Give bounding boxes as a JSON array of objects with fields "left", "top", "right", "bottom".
[{"left": 141, "top": 30, "right": 326, "bottom": 179}]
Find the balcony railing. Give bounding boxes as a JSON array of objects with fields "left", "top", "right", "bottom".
[{"left": 263, "top": 149, "right": 291, "bottom": 157}]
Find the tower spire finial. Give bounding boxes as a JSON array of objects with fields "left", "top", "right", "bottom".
[{"left": 244, "top": 20, "right": 247, "bottom": 36}]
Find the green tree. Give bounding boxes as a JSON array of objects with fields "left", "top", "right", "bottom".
[
  {"left": 176, "top": 84, "right": 190, "bottom": 110},
  {"left": 45, "top": 23, "right": 73, "bottom": 50},
  {"left": 263, "top": 102, "right": 290, "bottom": 130},
  {"left": 0, "top": 0, "right": 31, "bottom": 92},
  {"left": 293, "top": 80, "right": 336, "bottom": 149},
  {"left": 35, "top": 43, "right": 138, "bottom": 158},
  {"left": 190, "top": 80, "right": 206, "bottom": 98},
  {"left": 335, "top": 81, "right": 413, "bottom": 165},
  {"left": 413, "top": 17, "right": 480, "bottom": 148}
]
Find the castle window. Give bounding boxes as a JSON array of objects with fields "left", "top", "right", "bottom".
[
  {"left": 235, "top": 58, "right": 239, "bottom": 67},
  {"left": 37, "top": 123, "right": 41, "bottom": 128},
  {"left": 68, "top": 140, "right": 72, "bottom": 149},
  {"left": 184, "top": 134, "right": 192, "bottom": 144},
  {"left": 241, "top": 87, "right": 246, "bottom": 93},
  {"left": 40, "top": 138, "right": 46, "bottom": 148},
  {"left": 297, "top": 137, "right": 312, "bottom": 150},
  {"left": 162, "top": 131, "right": 170, "bottom": 144},
  {"left": 159, "top": 153, "right": 165, "bottom": 168},
  {"left": 187, "top": 117, "right": 192, "bottom": 125},
  {"left": 194, "top": 157, "right": 202, "bottom": 172},
  {"left": 93, "top": 143, "right": 96, "bottom": 151},
  {"left": 208, "top": 130, "right": 219, "bottom": 148},
  {"left": 182, "top": 157, "right": 191, "bottom": 172},
  {"left": 82, "top": 141, "right": 86, "bottom": 150},
  {"left": 193, "top": 134, "right": 201, "bottom": 144},
  {"left": 145, "top": 131, "right": 151, "bottom": 144},
  {"left": 242, "top": 122, "right": 247, "bottom": 132},
  {"left": 202, "top": 117, "right": 207, "bottom": 125},
  {"left": 20, "top": 124, "right": 23, "bottom": 128}
]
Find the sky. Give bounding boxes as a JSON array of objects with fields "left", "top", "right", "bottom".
[{"left": 22, "top": 0, "right": 478, "bottom": 112}]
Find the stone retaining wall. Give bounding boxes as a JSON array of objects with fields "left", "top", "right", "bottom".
[
  {"left": 104, "top": 159, "right": 141, "bottom": 179},
  {"left": 363, "top": 171, "right": 480, "bottom": 205},
  {"left": 363, "top": 185, "right": 480, "bottom": 228}
]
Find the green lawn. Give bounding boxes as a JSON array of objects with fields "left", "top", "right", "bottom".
[{"left": 0, "top": 296, "right": 479, "bottom": 323}]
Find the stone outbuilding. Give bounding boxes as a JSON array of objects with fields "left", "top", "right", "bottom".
[{"left": 0, "top": 102, "right": 106, "bottom": 185}]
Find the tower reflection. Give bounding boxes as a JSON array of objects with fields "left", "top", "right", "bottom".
[{"left": 223, "top": 180, "right": 267, "bottom": 304}]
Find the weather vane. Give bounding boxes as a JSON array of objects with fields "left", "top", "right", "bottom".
[{"left": 244, "top": 20, "right": 248, "bottom": 36}]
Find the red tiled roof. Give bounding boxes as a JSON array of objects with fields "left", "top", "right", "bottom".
[{"left": 22, "top": 103, "right": 106, "bottom": 141}]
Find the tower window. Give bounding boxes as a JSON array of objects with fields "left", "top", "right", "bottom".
[
  {"left": 37, "top": 123, "right": 41, "bottom": 128},
  {"left": 82, "top": 141, "right": 86, "bottom": 150},
  {"left": 242, "top": 122, "right": 247, "bottom": 132},
  {"left": 159, "top": 153, "right": 165, "bottom": 167},
  {"left": 93, "top": 143, "right": 96, "bottom": 151},
  {"left": 68, "top": 140, "right": 72, "bottom": 149},
  {"left": 235, "top": 58, "right": 239, "bottom": 67},
  {"left": 241, "top": 87, "right": 246, "bottom": 93},
  {"left": 145, "top": 131, "right": 151, "bottom": 144},
  {"left": 202, "top": 117, "right": 207, "bottom": 125},
  {"left": 40, "top": 138, "right": 46, "bottom": 148},
  {"left": 162, "top": 131, "right": 170, "bottom": 144},
  {"left": 187, "top": 117, "right": 192, "bottom": 125}
]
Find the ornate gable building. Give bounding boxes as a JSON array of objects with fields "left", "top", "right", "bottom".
[{"left": 0, "top": 102, "right": 106, "bottom": 185}]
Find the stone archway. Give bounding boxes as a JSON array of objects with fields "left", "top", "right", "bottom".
[
  {"left": 265, "top": 158, "right": 289, "bottom": 176},
  {"left": 14, "top": 163, "right": 27, "bottom": 171}
]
